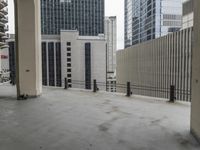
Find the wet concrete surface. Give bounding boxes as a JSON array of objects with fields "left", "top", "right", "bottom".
[{"left": 0, "top": 85, "right": 199, "bottom": 150}]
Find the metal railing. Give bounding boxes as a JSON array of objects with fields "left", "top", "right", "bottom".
[
  {"left": 0, "top": 70, "right": 10, "bottom": 85},
  {"left": 63, "top": 78, "right": 191, "bottom": 102},
  {"left": 117, "top": 28, "right": 193, "bottom": 102}
]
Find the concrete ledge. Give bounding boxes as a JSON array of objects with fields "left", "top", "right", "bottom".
[{"left": 191, "top": 129, "right": 200, "bottom": 144}]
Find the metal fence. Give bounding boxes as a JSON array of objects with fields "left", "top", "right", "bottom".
[
  {"left": 117, "top": 27, "right": 193, "bottom": 102},
  {"left": 0, "top": 70, "right": 10, "bottom": 85},
  {"left": 61, "top": 78, "right": 183, "bottom": 103}
]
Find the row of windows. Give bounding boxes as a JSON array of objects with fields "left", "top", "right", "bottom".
[
  {"left": 41, "top": 0, "right": 104, "bottom": 35},
  {"left": 163, "top": 21, "right": 182, "bottom": 27},
  {"left": 85, "top": 43, "right": 91, "bottom": 89},
  {"left": 163, "top": 14, "right": 182, "bottom": 20},
  {"left": 42, "top": 42, "right": 62, "bottom": 87},
  {"left": 66, "top": 42, "right": 72, "bottom": 87}
]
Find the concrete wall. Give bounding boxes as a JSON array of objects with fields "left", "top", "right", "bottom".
[
  {"left": 117, "top": 27, "right": 193, "bottom": 101},
  {"left": 191, "top": 0, "right": 200, "bottom": 142}
]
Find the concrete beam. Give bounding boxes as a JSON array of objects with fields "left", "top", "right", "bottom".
[
  {"left": 191, "top": 0, "right": 200, "bottom": 142},
  {"left": 14, "top": 0, "right": 42, "bottom": 98}
]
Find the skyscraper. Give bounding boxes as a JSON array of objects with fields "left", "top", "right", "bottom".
[
  {"left": 41, "top": 0, "right": 105, "bottom": 36},
  {"left": 0, "top": 0, "right": 9, "bottom": 83},
  {"left": 124, "top": 0, "right": 182, "bottom": 48},
  {"left": 0, "top": 0, "right": 8, "bottom": 51},
  {"left": 8, "top": 0, "right": 106, "bottom": 88}
]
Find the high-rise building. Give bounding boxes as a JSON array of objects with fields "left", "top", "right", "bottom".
[
  {"left": 8, "top": 0, "right": 108, "bottom": 89},
  {"left": 105, "top": 16, "right": 117, "bottom": 92},
  {"left": 124, "top": 0, "right": 182, "bottom": 48},
  {"left": 182, "top": 0, "right": 193, "bottom": 29},
  {"left": 0, "top": 0, "right": 9, "bottom": 84},
  {"left": 41, "top": 0, "right": 105, "bottom": 36}
]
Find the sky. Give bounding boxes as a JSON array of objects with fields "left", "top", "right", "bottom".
[{"left": 8, "top": 0, "right": 124, "bottom": 49}]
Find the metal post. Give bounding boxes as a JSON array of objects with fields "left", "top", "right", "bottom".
[
  {"left": 126, "top": 82, "right": 132, "bottom": 97},
  {"left": 106, "top": 44, "right": 108, "bottom": 92},
  {"left": 93, "top": 79, "right": 97, "bottom": 92},
  {"left": 64, "top": 78, "right": 68, "bottom": 89},
  {"left": 169, "top": 85, "right": 175, "bottom": 102}
]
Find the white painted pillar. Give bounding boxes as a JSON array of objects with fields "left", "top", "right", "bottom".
[
  {"left": 14, "top": 0, "right": 42, "bottom": 98},
  {"left": 191, "top": 0, "right": 200, "bottom": 142}
]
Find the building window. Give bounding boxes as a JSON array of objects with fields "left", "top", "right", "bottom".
[
  {"left": 67, "top": 74, "right": 71, "bottom": 78},
  {"left": 48, "top": 42, "right": 55, "bottom": 86},
  {"left": 42, "top": 42, "right": 47, "bottom": 86},
  {"left": 67, "top": 58, "right": 71, "bottom": 62},
  {"left": 85, "top": 42, "right": 91, "bottom": 89},
  {"left": 67, "top": 53, "right": 71, "bottom": 57},
  {"left": 56, "top": 42, "right": 62, "bottom": 87},
  {"left": 67, "top": 63, "right": 71, "bottom": 67},
  {"left": 67, "top": 42, "right": 71, "bottom": 46},
  {"left": 8, "top": 41, "right": 16, "bottom": 85},
  {"left": 67, "top": 47, "right": 71, "bottom": 51}
]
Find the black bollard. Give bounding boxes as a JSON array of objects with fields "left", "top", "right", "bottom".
[
  {"left": 169, "top": 85, "right": 175, "bottom": 103},
  {"left": 64, "top": 78, "right": 68, "bottom": 89},
  {"left": 93, "top": 79, "right": 97, "bottom": 92},
  {"left": 126, "top": 82, "right": 132, "bottom": 97}
]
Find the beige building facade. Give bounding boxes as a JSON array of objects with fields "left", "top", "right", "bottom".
[
  {"left": 117, "top": 27, "right": 193, "bottom": 101},
  {"left": 60, "top": 30, "right": 107, "bottom": 90}
]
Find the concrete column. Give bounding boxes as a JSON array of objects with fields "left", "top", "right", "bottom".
[
  {"left": 191, "top": 0, "right": 200, "bottom": 142},
  {"left": 14, "top": 0, "right": 42, "bottom": 98},
  {"left": 0, "top": 51, "right": 1, "bottom": 72}
]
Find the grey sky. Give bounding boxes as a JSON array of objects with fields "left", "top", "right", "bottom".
[{"left": 8, "top": 0, "right": 124, "bottom": 49}]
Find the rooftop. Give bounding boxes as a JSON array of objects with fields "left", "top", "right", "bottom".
[{"left": 0, "top": 85, "right": 199, "bottom": 150}]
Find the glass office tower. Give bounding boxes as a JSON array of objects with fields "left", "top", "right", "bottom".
[
  {"left": 124, "top": 0, "right": 182, "bottom": 48},
  {"left": 41, "top": 0, "right": 104, "bottom": 36},
  {"left": 182, "top": 0, "right": 193, "bottom": 29}
]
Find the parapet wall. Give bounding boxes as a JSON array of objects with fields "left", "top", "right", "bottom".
[{"left": 117, "top": 27, "right": 193, "bottom": 101}]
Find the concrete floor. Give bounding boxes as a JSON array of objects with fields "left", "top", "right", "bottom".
[{"left": 0, "top": 85, "right": 199, "bottom": 150}]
